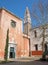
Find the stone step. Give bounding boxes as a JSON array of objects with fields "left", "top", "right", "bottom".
[
  {"left": 8, "top": 56, "right": 42, "bottom": 61},
  {"left": 16, "top": 57, "right": 39, "bottom": 61}
]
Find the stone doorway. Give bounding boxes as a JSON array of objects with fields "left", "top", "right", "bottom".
[{"left": 8, "top": 43, "right": 16, "bottom": 59}]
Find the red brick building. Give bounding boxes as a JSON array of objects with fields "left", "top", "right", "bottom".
[{"left": 0, "top": 8, "right": 30, "bottom": 60}]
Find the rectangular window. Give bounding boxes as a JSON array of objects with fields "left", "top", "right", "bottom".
[
  {"left": 35, "top": 44, "right": 38, "bottom": 51},
  {"left": 34, "top": 30, "right": 37, "bottom": 37}
]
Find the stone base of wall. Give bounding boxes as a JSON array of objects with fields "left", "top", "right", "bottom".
[{"left": 31, "top": 55, "right": 42, "bottom": 60}]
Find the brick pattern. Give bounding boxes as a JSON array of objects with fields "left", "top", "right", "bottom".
[{"left": 32, "top": 51, "right": 43, "bottom": 55}]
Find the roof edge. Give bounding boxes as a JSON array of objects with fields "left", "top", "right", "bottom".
[
  {"left": 30, "top": 23, "right": 48, "bottom": 31},
  {"left": 0, "top": 7, "right": 22, "bottom": 21}
]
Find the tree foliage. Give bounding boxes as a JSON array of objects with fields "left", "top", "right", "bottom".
[{"left": 4, "top": 29, "right": 9, "bottom": 61}]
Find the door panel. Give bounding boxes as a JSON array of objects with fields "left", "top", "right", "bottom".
[{"left": 9, "top": 47, "right": 15, "bottom": 58}]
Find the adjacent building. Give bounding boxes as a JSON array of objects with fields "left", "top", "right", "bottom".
[{"left": 24, "top": 7, "right": 48, "bottom": 59}]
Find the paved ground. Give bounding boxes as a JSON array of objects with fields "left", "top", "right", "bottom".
[{"left": 0, "top": 61, "right": 48, "bottom": 65}]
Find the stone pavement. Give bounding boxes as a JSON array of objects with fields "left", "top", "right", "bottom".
[{"left": 0, "top": 61, "right": 48, "bottom": 65}]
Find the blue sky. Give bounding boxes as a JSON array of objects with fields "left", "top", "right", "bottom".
[
  {"left": 0, "top": 0, "right": 48, "bottom": 27},
  {"left": 0, "top": 0, "right": 39, "bottom": 19}
]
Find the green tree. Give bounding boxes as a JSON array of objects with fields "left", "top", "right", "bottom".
[{"left": 4, "top": 29, "right": 9, "bottom": 61}]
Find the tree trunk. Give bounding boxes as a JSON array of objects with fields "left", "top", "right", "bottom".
[{"left": 42, "top": 27, "right": 45, "bottom": 58}]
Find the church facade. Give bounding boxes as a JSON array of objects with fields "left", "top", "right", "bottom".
[
  {"left": 0, "top": 8, "right": 30, "bottom": 60},
  {"left": 0, "top": 7, "right": 48, "bottom": 61}
]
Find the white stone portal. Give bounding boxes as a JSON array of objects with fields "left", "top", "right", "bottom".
[{"left": 8, "top": 43, "right": 17, "bottom": 59}]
